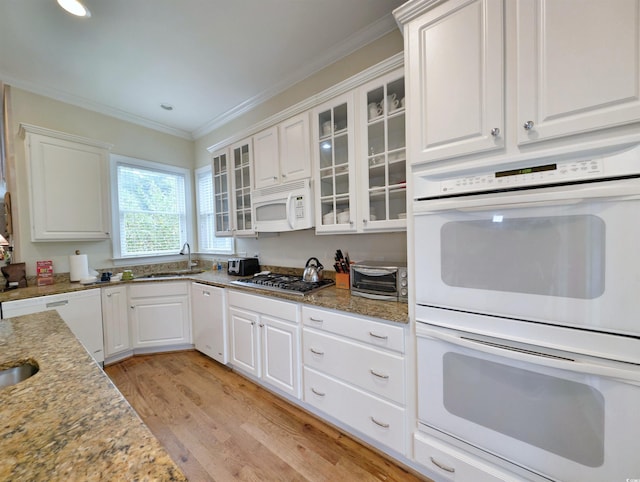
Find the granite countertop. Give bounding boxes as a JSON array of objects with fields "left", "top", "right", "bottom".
[
  {"left": 0, "top": 269, "right": 409, "bottom": 325},
  {"left": 0, "top": 311, "right": 187, "bottom": 481}
]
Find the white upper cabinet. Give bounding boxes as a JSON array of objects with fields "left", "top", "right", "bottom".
[
  {"left": 230, "top": 139, "right": 255, "bottom": 236},
  {"left": 312, "top": 92, "right": 358, "bottom": 234},
  {"left": 517, "top": 0, "right": 640, "bottom": 144},
  {"left": 279, "top": 113, "right": 311, "bottom": 183},
  {"left": 253, "top": 126, "right": 280, "bottom": 189},
  {"left": 21, "top": 124, "right": 112, "bottom": 241},
  {"left": 212, "top": 148, "right": 232, "bottom": 237},
  {"left": 358, "top": 70, "right": 407, "bottom": 231},
  {"left": 254, "top": 113, "right": 311, "bottom": 190},
  {"left": 401, "top": 0, "right": 504, "bottom": 164}
]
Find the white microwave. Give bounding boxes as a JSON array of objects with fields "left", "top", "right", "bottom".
[{"left": 252, "top": 178, "right": 314, "bottom": 232}]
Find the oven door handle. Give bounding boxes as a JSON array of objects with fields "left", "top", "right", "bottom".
[
  {"left": 415, "top": 178, "right": 640, "bottom": 214},
  {"left": 353, "top": 267, "right": 393, "bottom": 277},
  {"left": 421, "top": 328, "right": 640, "bottom": 386}
]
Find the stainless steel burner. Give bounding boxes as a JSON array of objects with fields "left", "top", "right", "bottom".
[{"left": 230, "top": 273, "right": 335, "bottom": 296}]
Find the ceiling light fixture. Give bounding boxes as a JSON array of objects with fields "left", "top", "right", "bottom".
[
  {"left": 57, "top": 0, "right": 91, "bottom": 18},
  {"left": 160, "top": 103, "right": 174, "bottom": 111}
]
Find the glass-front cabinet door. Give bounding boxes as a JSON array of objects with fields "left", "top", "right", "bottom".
[
  {"left": 230, "top": 139, "right": 255, "bottom": 236},
  {"left": 313, "top": 92, "right": 356, "bottom": 234},
  {"left": 212, "top": 148, "right": 231, "bottom": 236},
  {"left": 359, "top": 70, "right": 406, "bottom": 231}
]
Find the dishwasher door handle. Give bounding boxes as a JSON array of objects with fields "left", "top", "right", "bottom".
[{"left": 46, "top": 300, "right": 69, "bottom": 308}]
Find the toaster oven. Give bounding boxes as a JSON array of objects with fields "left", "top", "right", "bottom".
[{"left": 350, "top": 261, "right": 408, "bottom": 302}]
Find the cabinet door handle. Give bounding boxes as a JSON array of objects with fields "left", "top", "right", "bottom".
[
  {"left": 203, "top": 291, "right": 210, "bottom": 296},
  {"left": 370, "top": 369, "right": 389, "bottom": 379},
  {"left": 311, "top": 387, "right": 325, "bottom": 397},
  {"left": 310, "top": 348, "right": 324, "bottom": 356},
  {"left": 368, "top": 331, "right": 388, "bottom": 340},
  {"left": 309, "top": 317, "right": 324, "bottom": 323},
  {"left": 430, "top": 457, "right": 456, "bottom": 473},
  {"left": 523, "top": 120, "right": 535, "bottom": 130},
  {"left": 46, "top": 300, "right": 69, "bottom": 308},
  {"left": 259, "top": 323, "right": 264, "bottom": 328},
  {"left": 370, "top": 416, "right": 389, "bottom": 428},
  {"left": 490, "top": 127, "right": 500, "bottom": 137}
]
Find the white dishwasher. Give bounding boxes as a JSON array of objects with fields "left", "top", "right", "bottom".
[{"left": 2, "top": 288, "right": 104, "bottom": 364}]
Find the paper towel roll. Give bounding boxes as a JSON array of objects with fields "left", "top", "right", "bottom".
[{"left": 69, "top": 254, "right": 89, "bottom": 282}]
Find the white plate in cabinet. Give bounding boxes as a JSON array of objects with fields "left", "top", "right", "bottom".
[
  {"left": 303, "top": 328, "right": 405, "bottom": 405},
  {"left": 304, "top": 366, "right": 405, "bottom": 452},
  {"left": 414, "top": 432, "right": 521, "bottom": 482},
  {"left": 302, "top": 306, "right": 404, "bottom": 353}
]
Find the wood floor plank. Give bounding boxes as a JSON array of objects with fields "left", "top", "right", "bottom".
[{"left": 105, "top": 351, "right": 429, "bottom": 482}]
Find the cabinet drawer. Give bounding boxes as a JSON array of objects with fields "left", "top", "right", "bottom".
[
  {"left": 303, "top": 329, "right": 405, "bottom": 404},
  {"left": 302, "top": 306, "right": 404, "bottom": 353},
  {"left": 228, "top": 290, "right": 298, "bottom": 322},
  {"left": 414, "top": 432, "right": 519, "bottom": 482},
  {"left": 304, "top": 367, "right": 405, "bottom": 452},
  {"left": 129, "top": 281, "right": 188, "bottom": 298}
]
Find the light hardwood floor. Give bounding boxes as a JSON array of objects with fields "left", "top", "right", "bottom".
[{"left": 105, "top": 351, "right": 429, "bottom": 481}]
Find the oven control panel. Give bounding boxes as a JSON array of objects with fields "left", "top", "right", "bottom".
[{"left": 438, "top": 159, "right": 604, "bottom": 196}]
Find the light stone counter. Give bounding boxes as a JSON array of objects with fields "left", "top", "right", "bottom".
[
  {"left": 0, "top": 269, "right": 409, "bottom": 325},
  {"left": 0, "top": 311, "right": 187, "bottom": 481}
]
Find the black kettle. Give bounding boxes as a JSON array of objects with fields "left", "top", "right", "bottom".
[{"left": 303, "top": 257, "right": 324, "bottom": 283}]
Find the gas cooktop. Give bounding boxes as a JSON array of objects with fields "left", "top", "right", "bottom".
[{"left": 230, "top": 273, "right": 335, "bottom": 296}]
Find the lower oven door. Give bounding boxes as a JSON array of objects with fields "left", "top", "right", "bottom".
[
  {"left": 413, "top": 177, "right": 640, "bottom": 336},
  {"left": 416, "top": 322, "right": 640, "bottom": 482}
]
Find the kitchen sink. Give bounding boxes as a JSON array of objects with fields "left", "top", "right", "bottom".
[
  {"left": 0, "top": 360, "right": 39, "bottom": 389},
  {"left": 133, "top": 269, "right": 205, "bottom": 280}
]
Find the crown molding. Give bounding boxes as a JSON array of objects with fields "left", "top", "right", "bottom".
[
  {"left": 2, "top": 72, "right": 193, "bottom": 140},
  {"left": 206, "top": 52, "right": 404, "bottom": 153},
  {"left": 19, "top": 122, "right": 115, "bottom": 150},
  {"left": 193, "top": 13, "right": 401, "bottom": 139},
  {"left": 392, "top": 0, "right": 446, "bottom": 26}
]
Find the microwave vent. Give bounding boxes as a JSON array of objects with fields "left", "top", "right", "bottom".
[{"left": 254, "top": 178, "right": 310, "bottom": 197}]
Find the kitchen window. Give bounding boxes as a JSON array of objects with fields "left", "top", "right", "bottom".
[
  {"left": 111, "top": 155, "right": 191, "bottom": 259},
  {"left": 195, "top": 165, "right": 233, "bottom": 254}
]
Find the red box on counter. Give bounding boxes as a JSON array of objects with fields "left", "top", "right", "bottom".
[{"left": 36, "top": 260, "right": 54, "bottom": 286}]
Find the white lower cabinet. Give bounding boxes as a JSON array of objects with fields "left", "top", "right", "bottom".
[
  {"left": 414, "top": 432, "right": 521, "bottom": 482},
  {"left": 129, "top": 281, "right": 191, "bottom": 350},
  {"left": 228, "top": 290, "right": 300, "bottom": 398},
  {"left": 301, "top": 305, "right": 406, "bottom": 454},
  {"left": 191, "top": 282, "right": 227, "bottom": 364},
  {"left": 1, "top": 289, "right": 104, "bottom": 364},
  {"left": 102, "top": 285, "right": 130, "bottom": 360}
]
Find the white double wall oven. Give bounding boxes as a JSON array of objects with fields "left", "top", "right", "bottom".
[{"left": 412, "top": 145, "right": 640, "bottom": 481}]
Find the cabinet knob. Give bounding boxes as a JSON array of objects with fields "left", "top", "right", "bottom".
[
  {"left": 282, "top": 174, "right": 287, "bottom": 178},
  {"left": 490, "top": 127, "right": 500, "bottom": 137},
  {"left": 273, "top": 176, "right": 278, "bottom": 181},
  {"left": 259, "top": 323, "right": 264, "bottom": 328},
  {"left": 130, "top": 305, "right": 135, "bottom": 309},
  {"left": 523, "top": 120, "right": 535, "bottom": 130},
  {"left": 362, "top": 219, "right": 367, "bottom": 225}
]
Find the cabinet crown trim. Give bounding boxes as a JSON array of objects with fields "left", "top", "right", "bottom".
[
  {"left": 206, "top": 53, "right": 403, "bottom": 154},
  {"left": 19, "top": 123, "right": 114, "bottom": 150}
]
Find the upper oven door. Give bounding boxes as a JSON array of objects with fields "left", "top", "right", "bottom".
[{"left": 413, "top": 177, "right": 640, "bottom": 336}]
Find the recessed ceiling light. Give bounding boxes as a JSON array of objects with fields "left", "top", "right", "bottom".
[
  {"left": 160, "top": 103, "right": 174, "bottom": 111},
  {"left": 57, "top": 0, "right": 91, "bottom": 17}
]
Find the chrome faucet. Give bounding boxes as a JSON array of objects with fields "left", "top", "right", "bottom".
[{"left": 179, "top": 242, "right": 195, "bottom": 270}]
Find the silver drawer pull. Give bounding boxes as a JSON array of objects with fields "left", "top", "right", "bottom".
[
  {"left": 46, "top": 300, "right": 69, "bottom": 308},
  {"left": 368, "top": 331, "right": 388, "bottom": 340},
  {"left": 430, "top": 457, "right": 455, "bottom": 473},
  {"left": 369, "top": 369, "right": 389, "bottom": 379},
  {"left": 310, "top": 348, "right": 325, "bottom": 356},
  {"left": 370, "top": 416, "right": 389, "bottom": 428},
  {"left": 309, "top": 317, "right": 324, "bottom": 323},
  {"left": 311, "top": 387, "right": 325, "bottom": 397}
]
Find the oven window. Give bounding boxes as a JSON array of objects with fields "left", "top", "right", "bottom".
[
  {"left": 443, "top": 352, "right": 604, "bottom": 466},
  {"left": 440, "top": 215, "right": 605, "bottom": 299},
  {"left": 255, "top": 202, "right": 286, "bottom": 222}
]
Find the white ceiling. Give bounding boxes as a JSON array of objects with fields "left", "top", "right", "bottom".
[{"left": 0, "top": 0, "right": 405, "bottom": 139}]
